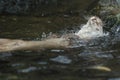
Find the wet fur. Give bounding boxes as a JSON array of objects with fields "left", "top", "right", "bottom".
[{"left": 75, "top": 16, "right": 103, "bottom": 39}]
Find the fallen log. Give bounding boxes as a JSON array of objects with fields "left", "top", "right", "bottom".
[{"left": 0, "top": 38, "right": 70, "bottom": 52}]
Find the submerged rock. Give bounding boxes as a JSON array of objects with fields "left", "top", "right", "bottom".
[{"left": 50, "top": 55, "right": 72, "bottom": 64}]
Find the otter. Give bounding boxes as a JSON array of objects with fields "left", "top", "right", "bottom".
[
  {"left": 0, "top": 16, "right": 104, "bottom": 52},
  {"left": 75, "top": 16, "right": 104, "bottom": 39}
]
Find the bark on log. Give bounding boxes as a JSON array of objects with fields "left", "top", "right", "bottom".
[{"left": 0, "top": 38, "right": 70, "bottom": 52}]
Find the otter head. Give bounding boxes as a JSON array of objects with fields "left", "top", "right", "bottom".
[
  {"left": 87, "top": 16, "right": 103, "bottom": 28},
  {"left": 75, "top": 16, "right": 104, "bottom": 39}
]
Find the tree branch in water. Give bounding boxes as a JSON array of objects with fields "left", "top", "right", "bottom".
[{"left": 0, "top": 38, "right": 70, "bottom": 52}]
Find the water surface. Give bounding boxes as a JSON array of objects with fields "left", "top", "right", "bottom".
[{"left": 0, "top": 0, "right": 120, "bottom": 80}]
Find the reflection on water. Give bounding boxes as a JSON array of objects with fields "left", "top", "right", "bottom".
[
  {"left": 0, "top": 1, "right": 120, "bottom": 80},
  {"left": 50, "top": 55, "right": 72, "bottom": 64},
  {"left": 109, "top": 78, "right": 120, "bottom": 80},
  {"left": 0, "top": 15, "right": 84, "bottom": 39}
]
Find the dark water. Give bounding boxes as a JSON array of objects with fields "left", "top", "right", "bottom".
[
  {"left": 0, "top": 0, "right": 120, "bottom": 80},
  {"left": 0, "top": 0, "right": 98, "bottom": 15}
]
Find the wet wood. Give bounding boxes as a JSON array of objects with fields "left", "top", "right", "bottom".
[{"left": 0, "top": 38, "right": 70, "bottom": 52}]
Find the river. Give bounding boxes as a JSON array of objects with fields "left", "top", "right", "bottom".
[{"left": 0, "top": 0, "right": 120, "bottom": 80}]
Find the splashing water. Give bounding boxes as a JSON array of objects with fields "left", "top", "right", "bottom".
[{"left": 41, "top": 32, "right": 47, "bottom": 40}]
